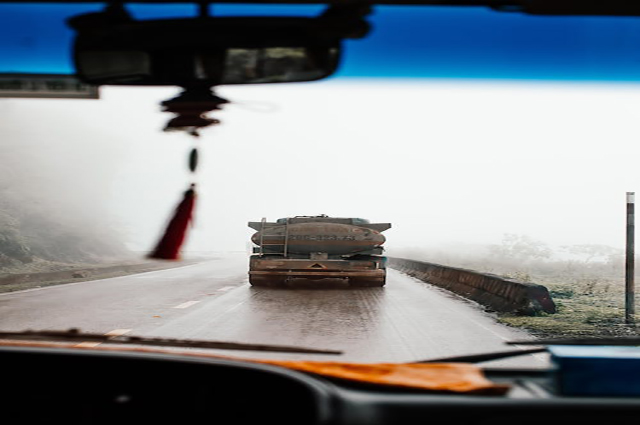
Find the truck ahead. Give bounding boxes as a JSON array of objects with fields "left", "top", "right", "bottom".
[{"left": 248, "top": 215, "right": 391, "bottom": 287}]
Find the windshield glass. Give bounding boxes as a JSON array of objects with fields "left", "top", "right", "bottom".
[{"left": 1, "top": 3, "right": 639, "bottom": 369}]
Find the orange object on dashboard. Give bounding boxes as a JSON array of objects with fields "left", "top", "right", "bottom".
[{"left": 258, "top": 359, "right": 511, "bottom": 395}]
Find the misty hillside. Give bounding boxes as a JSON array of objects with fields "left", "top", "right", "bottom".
[
  {"left": 0, "top": 205, "right": 126, "bottom": 270},
  {"left": 0, "top": 99, "right": 136, "bottom": 273},
  {"left": 0, "top": 195, "right": 129, "bottom": 272}
]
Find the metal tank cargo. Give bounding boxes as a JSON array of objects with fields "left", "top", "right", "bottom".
[{"left": 248, "top": 215, "right": 391, "bottom": 287}]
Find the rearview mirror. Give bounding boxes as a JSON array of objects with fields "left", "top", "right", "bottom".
[{"left": 68, "top": 10, "right": 369, "bottom": 87}]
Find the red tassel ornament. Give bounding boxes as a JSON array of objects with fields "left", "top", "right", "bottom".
[
  {"left": 149, "top": 184, "right": 196, "bottom": 260},
  {"left": 149, "top": 86, "right": 216, "bottom": 260}
]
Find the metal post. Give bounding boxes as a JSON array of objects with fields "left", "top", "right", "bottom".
[
  {"left": 626, "top": 192, "right": 635, "bottom": 324},
  {"left": 259, "top": 217, "right": 266, "bottom": 257},
  {"left": 283, "top": 218, "right": 290, "bottom": 257}
]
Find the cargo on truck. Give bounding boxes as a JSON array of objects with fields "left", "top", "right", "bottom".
[{"left": 248, "top": 215, "right": 391, "bottom": 287}]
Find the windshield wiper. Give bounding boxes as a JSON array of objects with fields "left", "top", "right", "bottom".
[
  {"left": 417, "top": 336, "right": 640, "bottom": 364},
  {"left": 415, "top": 347, "right": 547, "bottom": 364},
  {"left": 0, "top": 329, "right": 342, "bottom": 355},
  {"left": 507, "top": 337, "right": 640, "bottom": 346}
]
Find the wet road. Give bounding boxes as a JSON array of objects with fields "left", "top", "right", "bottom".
[{"left": 0, "top": 253, "right": 545, "bottom": 367}]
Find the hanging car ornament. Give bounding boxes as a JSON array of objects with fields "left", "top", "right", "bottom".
[
  {"left": 146, "top": 86, "right": 224, "bottom": 259},
  {"left": 161, "top": 86, "right": 229, "bottom": 137},
  {"left": 148, "top": 183, "right": 197, "bottom": 260}
]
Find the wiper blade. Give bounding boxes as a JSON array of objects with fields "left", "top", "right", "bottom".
[
  {"left": 0, "top": 329, "right": 342, "bottom": 355},
  {"left": 414, "top": 347, "right": 547, "bottom": 364},
  {"left": 414, "top": 337, "right": 640, "bottom": 364},
  {"left": 507, "top": 337, "right": 640, "bottom": 346}
]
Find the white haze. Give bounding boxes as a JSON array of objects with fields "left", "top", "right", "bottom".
[{"left": 2, "top": 79, "right": 639, "bottom": 258}]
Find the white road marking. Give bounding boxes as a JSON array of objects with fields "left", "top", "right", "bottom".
[
  {"left": 74, "top": 341, "right": 102, "bottom": 348},
  {"left": 74, "top": 329, "right": 132, "bottom": 348},
  {"left": 218, "top": 286, "right": 235, "bottom": 292},
  {"left": 173, "top": 300, "right": 200, "bottom": 309},
  {"left": 104, "top": 329, "right": 133, "bottom": 337}
]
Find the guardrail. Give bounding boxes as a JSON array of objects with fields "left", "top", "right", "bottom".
[{"left": 387, "top": 257, "right": 556, "bottom": 315}]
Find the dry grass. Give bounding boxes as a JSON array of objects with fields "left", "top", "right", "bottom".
[{"left": 498, "top": 276, "right": 640, "bottom": 338}]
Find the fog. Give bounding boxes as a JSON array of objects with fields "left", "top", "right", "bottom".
[{"left": 2, "top": 79, "right": 639, "bottom": 262}]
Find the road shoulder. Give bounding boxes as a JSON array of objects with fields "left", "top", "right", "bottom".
[{"left": 0, "top": 258, "right": 206, "bottom": 294}]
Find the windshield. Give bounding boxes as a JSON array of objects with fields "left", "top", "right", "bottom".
[{"left": 1, "top": 2, "right": 639, "bottom": 369}]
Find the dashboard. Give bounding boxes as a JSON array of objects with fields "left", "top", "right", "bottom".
[{"left": 3, "top": 346, "right": 640, "bottom": 424}]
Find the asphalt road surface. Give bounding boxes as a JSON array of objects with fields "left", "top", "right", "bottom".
[{"left": 0, "top": 253, "right": 546, "bottom": 367}]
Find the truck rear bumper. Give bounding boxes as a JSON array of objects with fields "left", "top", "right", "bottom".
[
  {"left": 248, "top": 256, "right": 386, "bottom": 286},
  {"left": 249, "top": 270, "right": 386, "bottom": 279}
]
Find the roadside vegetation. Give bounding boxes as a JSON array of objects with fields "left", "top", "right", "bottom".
[{"left": 390, "top": 234, "right": 639, "bottom": 339}]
